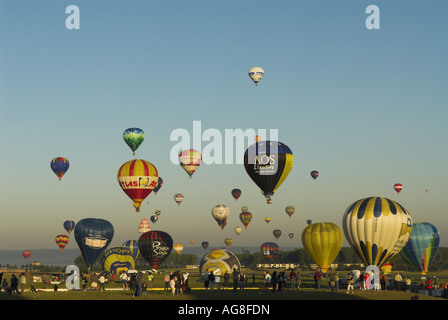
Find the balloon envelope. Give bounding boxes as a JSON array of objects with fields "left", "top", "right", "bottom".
[
  {"left": 342, "top": 197, "right": 413, "bottom": 268},
  {"left": 122, "top": 240, "right": 140, "bottom": 260},
  {"left": 55, "top": 234, "right": 69, "bottom": 252},
  {"left": 224, "top": 238, "right": 233, "bottom": 248},
  {"left": 239, "top": 211, "right": 252, "bottom": 229},
  {"left": 394, "top": 183, "right": 403, "bottom": 194},
  {"left": 179, "top": 149, "right": 202, "bottom": 178},
  {"left": 260, "top": 242, "right": 279, "bottom": 261},
  {"left": 153, "top": 177, "right": 163, "bottom": 194},
  {"left": 138, "top": 230, "right": 173, "bottom": 270},
  {"left": 231, "top": 189, "right": 242, "bottom": 201},
  {"left": 273, "top": 229, "right": 282, "bottom": 240},
  {"left": 51, "top": 157, "right": 69, "bottom": 180},
  {"left": 211, "top": 205, "right": 230, "bottom": 229},
  {"left": 285, "top": 206, "right": 295, "bottom": 218},
  {"left": 123, "top": 128, "right": 145, "bottom": 156},
  {"left": 201, "top": 241, "right": 209, "bottom": 250},
  {"left": 117, "top": 159, "right": 159, "bottom": 212},
  {"left": 310, "top": 170, "right": 319, "bottom": 180},
  {"left": 301, "top": 222, "right": 343, "bottom": 273},
  {"left": 174, "top": 193, "right": 184, "bottom": 205},
  {"left": 248, "top": 66, "right": 264, "bottom": 86},
  {"left": 63, "top": 220, "right": 75, "bottom": 234},
  {"left": 22, "top": 250, "right": 31, "bottom": 260},
  {"left": 400, "top": 222, "right": 440, "bottom": 275},
  {"left": 74, "top": 218, "right": 114, "bottom": 270},
  {"left": 173, "top": 243, "right": 184, "bottom": 255},
  {"left": 102, "top": 246, "right": 135, "bottom": 274},
  {"left": 244, "top": 141, "right": 293, "bottom": 204}
]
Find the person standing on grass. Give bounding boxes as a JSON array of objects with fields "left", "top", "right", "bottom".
[
  {"left": 289, "top": 269, "right": 297, "bottom": 289},
  {"left": 19, "top": 272, "right": 27, "bottom": 293},
  {"left": 134, "top": 272, "right": 143, "bottom": 297},
  {"left": 120, "top": 271, "right": 128, "bottom": 290},
  {"left": 232, "top": 268, "right": 239, "bottom": 292},
  {"left": 394, "top": 272, "right": 403, "bottom": 291},
  {"left": 271, "top": 271, "right": 277, "bottom": 293},
  {"left": 9, "top": 274, "right": 20, "bottom": 295},
  {"left": 164, "top": 273, "right": 170, "bottom": 291},
  {"left": 296, "top": 270, "right": 301, "bottom": 291},
  {"left": 314, "top": 269, "right": 321, "bottom": 289},
  {"left": 99, "top": 274, "right": 106, "bottom": 291},
  {"left": 346, "top": 272, "right": 354, "bottom": 294},
  {"left": 147, "top": 272, "right": 153, "bottom": 290}
]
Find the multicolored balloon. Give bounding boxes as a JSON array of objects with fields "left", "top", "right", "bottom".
[
  {"left": 248, "top": 66, "right": 264, "bottom": 86},
  {"left": 179, "top": 149, "right": 202, "bottom": 178},
  {"left": 260, "top": 242, "right": 279, "bottom": 261},
  {"left": 123, "top": 128, "right": 145, "bottom": 156},
  {"left": 63, "top": 220, "right": 75, "bottom": 234},
  {"left": 394, "top": 183, "right": 403, "bottom": 194},
  {"left": 138, "top": 230, "right": 173, "bottom": 270},
  {"left": 122, "top": 240, "right": 140, "bottom": 260},
  {"left": 285, "top": 206, "right": 295, "bottom": 218},
  {"left": 117, "top": 159, "right": 159, "bottom": 212},
  {"left": 50, "top": 157, "right": 69, "bottom": 181},
  {"left": 400, "top": 222, "right": 440, "bottom": 275},
  {"left": 342, "top": 197, "right": 413, "bottom": 268},
  {"left": 211, "top": 205, "right": 230, "bottom": 229},
  {"left": 244, "top": 141, "right": 294, "bottom": 204},
  {"left": 288, "top": 233, "right": 294, "bottom": 239},
  {"left": 74, "top": 218, "right": 114, "bottom": 270},
  {"left": 174, "top": 193, "right": 184, "bottom": 206},
  {"left": 301, "top": 222, "right": 343, "bottom": 273},
  {"left": 55, "top": 234, "right": 69, "bottom": 252},
  {"left": 201, "top": 241, "right": 209, "bottom": 250},
  {"left": 231, "top": 188, "right": 242, "bottom": 201},
  {"left": 239, "top": 210, "right": 252, "bottom": 229}
]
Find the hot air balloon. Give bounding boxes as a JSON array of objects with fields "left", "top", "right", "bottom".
[
  {"left": 265, "top": 217, "right": 271, "bottom": 224},
  {"left": 231, "top": 188, "right": 242, "bottom": 201},
  {"left": 150, "top": 215, "right": 158, "bottom": 224},
  {"left": 254, "top": 135, "right": 262, "bottom": 142},
  {"left": 211, "top": 205, "right": 230, "bottom": 229},
  {"left": 63, "top": 220, "right": 75, "bottom": 234},
  {"left": 22, "top": 250, "right": 31, "bottom": 260},
  {"left": 234, "top": 227, "right": 242, "bottom": 236},
  {"left": 342, "top": 197, "right": 413, "bottom": 268},
  {"left": 301, "top": 222, "right": 343, "bottom": 273},
  {"left": 224, "top": 238, "right": 233, "bottom": 248},
  {"left": 138, "top": 230, "right": 173, "bottom": 270},
  {"left": 138, "top": 218, "right": 151, "bottom": 233},
  {"left": 288, "top": 233, "right": 294, "bottom": 239},
  {"left": 260, "top": 242, "right": 279, "bottom": 261},
  {"left": 239, "top": 210, "right": 252, "bottom": 229},
  {"left": 285, "top": 206, "right": 295, "bottom": 218},
  {"left": 55, "top": 234, "right": 69, "bottom": 252},
  {"left": 307, "top": 219, "right": 312, "bottom": 225},
  {"left": 102, "top": 246, "right": 135, "bottom": 274},
  {"left": 50, "top": 157, "right": 69, "bottom": 180},
  {"left": 173, "top": 243, "right": 184, "bottom": 255},
  {"left": 174, "top": 193, "right": 184, "bottom": 206},
  {"left": 122, "top": 240, "right": 140, "bottom": 260},
  {"left": 179, "top": 149, "right": 202, "bottom": 178},
  {"left": 310, "top": 170, "right": 319, "bottom": 180},
  {"left": 400, "top": 222, "right": 440, "bottom": 275},
  {"left": 394, "top": 183, "right": 403, "bottom": 194},
  {"left": 244, "top": 141, "right": 294, "bottom": 204},
  {"left": 123, "top": 128, "right": 145, "bottom": 156},
  {"left": 155, "top": 210, "right": 162, "bottom": 216},
  {"left": 199, "top": 249, "right": 241, "bottom": 277},
  {"left": 153, "top": 177, "right": 163, "bottom": 194},
  {"left": 273, "top": 229, "right": 282, "bottom": 240},
  {"left": 201, "top": 241, "right": 209, "bottom": 250},
  {"left": 74, "top": 218, "right": 114, "bottom": 270},
  {"left": 190, "top": 239, "right": 195, "bottom": 245},
  {"left": 117, "top": 159, "right": 159, "bottom": 212},
  {"left": 248, "top": 66, "right": 264, "bottom": 86}
]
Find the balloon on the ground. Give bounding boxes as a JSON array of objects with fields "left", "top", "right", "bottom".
[
  {"left": 248, "top": 66, "right": 264, "bottom": 86},
  {"left": 55, "top": 234, "right": 69, "bottom": 252},
  {"left": 199, "top": 249, "right": 241, "bottom": 276},
  {"left": 342, "top": 197, "right": 413, "bottom": 268},
  {"left": 122, "top": 240, "right": 140, "bottom": 260},
  {"left": 117, "top": 159, "right": 159, "bottom": 212},
  {"left": 179, "top": 149, "right": 202, "bottom": 178},
  {"left": 123, "top": 128, "right": 145, "bottom": 156},
  {"left": 102, "top": 246, "right": 135, "bottom": 274},
  {"left": 211, "top": 205, "right": 230, "bottom": 229},
  {"left": 63, "top": 220, "right": 75, "bottom": 234},
  {"left": 74, "top": 218, "right": 114, "bottom": 270},
  {"left": 301, "top": 222, "right": 343, "bottom": 273},
  {"left": 51, "top": 157, "right": 69, "bottom": 181},
  {"left": 260, "top": 242, "right": 279, "bottom": 261},
  {"left": 400, "top": 222, "right": 440, "bottom": 275},
  {"left": 138, "top": 230, "right": 173, "bottom": 270},
  {"left": 244, "top": 141, "right": 294, "bottom": 204}
]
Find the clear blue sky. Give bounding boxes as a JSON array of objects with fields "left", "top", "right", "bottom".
[{"left": 1, "top": 0, "right": 447, "bottom": 253}]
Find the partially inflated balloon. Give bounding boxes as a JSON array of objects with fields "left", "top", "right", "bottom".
[
  {"left": 260, "top": 242, "right": 279, "bottom": 261},
  {"left": 55, "top": 234, "right": 69, "bottom": 252},
  {"left": 301, "top": 223, "right": 343, "bottom": 273},
  {"left": 117, "top": 159, "right": 159, "bottom": 212},
  {"left": 122, "top": 240, "right": 140, "bottom": 260},
  {"left": 63, "top": 220, "right": 75, "bottom": 234},
  {"left": 211, "top": 205, "right": 230, "bottom": 229},
  {"left": 123, "top": 128, "right": 145, "bottom": 156},
  {"left": 138, "top": 230, "right": 173, "bottom": 270},
  {"left": 74, "top": 218, "right": 114, "bottom": 270},
  {"left": 401, "top": 222, "right": 440, "bottom": 275},
  {"left": 51, "top": 157, "right": 69, "bottom": 180},
  {"left": 248, "top": 67, "right": 264, "bottom": 86},
  {"left": 179, "top": 149, "right": 202, "bottom": 178},
  {"left": 244, "top": 141, "right": 293, "bottom": 204},
  {"left": 342, "top": 197, "right": 413, "bottom": 268},
  {"left": 102, "top": 246, "right": 135, "bottom": 274}
]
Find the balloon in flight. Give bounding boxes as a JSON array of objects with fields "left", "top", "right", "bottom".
[
  {"left": 123, "top": 128, "right": 145, "bottom": 156},
  {"left": 55, "top": 234, "right": 69, "bottom": 252},
  {"left": 260, "top": 242, "right": 279, "bottom": 261},
  {"left": 234, "top": 227, "right": 242, "bottom": 236},
  {"left": 342, "top": 197, "right": 413, "bottom": 268},
  {"left": 400, "top": 222, "right": 440, "bottom": 275},
  {"left": 285, "top": 206, "right": 295, "bottom": 218},
  {"left": 117, "top": 159, "right": 159, "bottom": 212},
  {"left": 394, "top": 183, "right": 403, "bottom": 194},
  {"left": 173, "top": 243, "right": 184, "bottom": 255},
  {"left": 265, "top": 217, "right": 271, "bottom": 224},
  {"left": 211, "top": 205, "right": 230, "bottom": 229},
  {"left": 22, "top": 250, "right": 31, "bottom": 260},
  {"left": 201, "top": 241, "right": 209, "bottom": 250},
  {"left": 63, "top": 220, "right": 75, "bottom": 234},
  {"left": 273, "top": 229, "right": 282, "bottom": 240},
  {"left": 248, "top": 66, "right": 264, "bottom": 86},
  {"left": 310, "top": 170, "right": 319, "bottom": 180},
  {"left": 239, "top": 210, "right": 252, "bottom": 229},
  {"left": 174, "top": 193, "right": 184, "bottom": 206},
  {"left": 231, "top": 188, "right": 242, "bottom": 201},
  {"left": 51, "top": 157, "right": 69, "bottom": 181},
  {"left": 244, "top": 141, "right": 294, "bottom": 204},
  {"left": 153, "top": 177, "right": 163, "bottom": 194},
  {"left": 224, "top": 238, "right": 233, "bottom": 248},
  {"left": 301, "top": 222, "right": 343, "bottom": 273},
  {"left": 179, "top": 149, "right": 202, "bottom": 178},
  {"left": 74, "top": 218, "right": 114, "bottom": 270}
]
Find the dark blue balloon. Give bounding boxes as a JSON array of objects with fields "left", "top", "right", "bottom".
[{"left": 74, "top": 218, "right": 114, "bottom": 270}]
